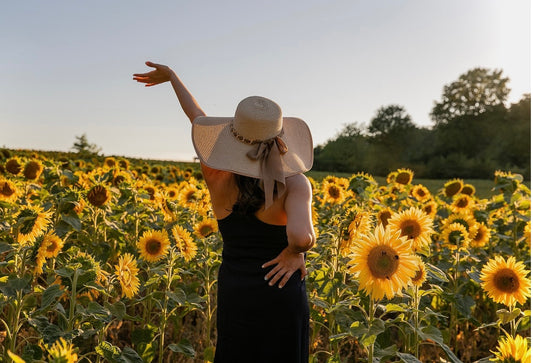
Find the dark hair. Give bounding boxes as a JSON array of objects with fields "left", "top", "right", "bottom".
[{"left": 233, "top": 174, "right": 265, "bottom": 215}]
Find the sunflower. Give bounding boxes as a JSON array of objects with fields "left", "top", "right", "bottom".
[
  {"left": 47, "top": 338, "right": 78, "bottom": 363},
  {"left": 194, "top": 219, "right": 218, "bottom": 238},
  {"left": 441, "top": 212, "right": 477, "bottom": 239},
  {"left": 450, "top": 194, "right": 475, "bottom": 214},
  {"left": 386, "top": 171, "right": 398, "bottom": 184},
  {"left": 115, "top": 253, "right": 140, "bottom": 299},
  {"left": 74, "top": 159, "right": 86, "bottom": 169},
  {"left": 480, "top": 256, "right": 530, "bottom": 307},
  {"left": 460, "top": 183, "right": 476, "bottom": 196},
  {"left": 87, "top": 184, "right": 111, "bottom": 207},
  {"left": 441, "top": 222, "right": 470, "bottom": 250},
  {"left": 73, "top": 198, "right": 86, "bottom": 215},
  {"left": 103, "top": 157, "right": 116, "bottom": 169},
  {"left": 377, "top": 208, "right": 393, "bottom": 227},
  {"left": 142, "top": 183, "right": 159, "bottom": 201},
  {"left": 137, "top": 229, "right": 170, "bottom": 263},
  {"left": 166, "top": 185, "right": 180, "bottom": 200},
  {"left": 388, "top": 207, "right": 434, "bottom": 252},
  {"left": 321, "top": 180, "right": 346, "bottom": 205},
  {"left": 5, "top": 157, "right": 22, "bottom": 175},
  {"left": 490, "top": 334, "right": 531, "bottom": 363},
  {"left": 348, "top": 225, "right": 417, "bottom": 300},
  {"left": 0, "top": 179, "right": 19, "bottom": 203},
  {"left": 16, "top": 205, "right": 53, "bottom": 246},
  {"left": 411, "top": 255, "right": 427, "bottom": 287},
  {"left": 35, "top": 250, "right": 47, "bottom": 275},
  {"left": 118, "top": 158, "right": 130, "bottom": 170},
  {"left": 349, "top": 172, "right": 377, "bottom": 192},
  {"left": 172, "top": 225, "right": 198, "bottom": 261},
  {"left": 471, "top": 223, "right": 491, "bottom": 248},
  {"left": 182, "top": 170, "right": 192, "bottom": 180},
  {"left": 422, "top": 200, "right": 438, "bottom": 218},
  {"left": 395, "top": 168, "right": 414, "bottom": 185},
  {"left": 178, "top": 183, "right": 200, "bottom": 205},
  {"left": 35, "top": 232, "right": 64, "bottom": 274},
  {"left": 340, "top": 210, "right": 373, "bottom": 256},
  {"left": 159, "top": 196, "right": 177, "bottom": 222},
  {"left": 443, "top": 179, "right": 464, "bottom": 198},
  {"left": 150, "top": 165, "right": 161, "bottom": 174},
  {"left": 39, "top": 232, "right": 64, "bottom": 259},
  {"left": 112, "top": 170, "right": 130, "bottom": 187},
  {"left": 410, "top": 184, "right": 431, "bottom": 202},
  {"left": 23, "top": 160, "right": 44, "bottom": 180}
]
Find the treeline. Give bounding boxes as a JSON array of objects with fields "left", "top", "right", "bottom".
[{"left": 313, "top": 68, "right": 531, "bottom": 179}]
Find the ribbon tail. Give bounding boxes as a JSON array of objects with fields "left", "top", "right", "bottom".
[{"left": 263, "top": 142, "right": 286, "bottom": 209}]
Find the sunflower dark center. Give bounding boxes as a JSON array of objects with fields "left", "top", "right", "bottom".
[
  {"left": 186, "top": 190, "right": 197, "bottom": 201},
  {"left": 396, "top": 172, "right": 411, "bottom": 185},
  {"left": 445, "top": 182, "right": 462, "bottom": 197},
  {"left": 113, "top": 175, "right": 126, "bottom": 186},
  {"left": 1, "top": 182, "right": 15, "bottom": 197},
  {"left": 328, "top": 186, "right": 340, "bottom": 199},
  {"left": 88, "top": 186, "right": 109, "bottom": 207},
  {"left": 145, "top": 239, "right": 162, "bottom": 255},
  {"left": 23, "top": 161, "right": 42, "bottom": 180},
  {"left": 473, "top": 228, "right": 486, "bottom": 242},
  {"left": 456, "top": 197, "right": 469, "bottom": 208},
  {"left": 200, "top": 225, "right": 213, "bottom": 236},
  {"left": 416, "top": 189, "right": 426, "bottom": 197},
  {"left": 412, "top": 268, "right": 424, "bottom": 283},
  {"left": 493, "top": 268, "right": 520, "bottom": 293},
  {"left": 367, "top": 246, "right": 400, "bottom": 279},
  {"left": 400, "top": 220, "right": 421, "bottom": 239},
  {"left": 47, "top": 240, "right": 58, "bottom": 253},
  {"left": 448, "top": 230, "right": 464, "bottom": 245},
  {"left": 6, "top": 159, "right": 22, "bottom": 174},
  {"left": 423, "top": 204, "right": 434, "bottom": 215}
]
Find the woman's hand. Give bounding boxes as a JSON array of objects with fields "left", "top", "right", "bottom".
[
  {"left": 133, "top": 61, "right": 173, "bottom": 87},
  {"left": 262, "top": 247, "right": 307, "bottom": 288}
]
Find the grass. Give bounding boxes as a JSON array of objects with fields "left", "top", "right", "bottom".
[{"left": 305, "top": 170, "right": 531, "bottom": 199}]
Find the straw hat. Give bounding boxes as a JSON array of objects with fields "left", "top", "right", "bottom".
[{"left": 192, "top": 96, "right": 313, "bottom": 206}]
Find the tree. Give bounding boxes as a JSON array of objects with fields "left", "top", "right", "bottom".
[
  {"left": 430, "top": 68, "right": 510, "bottom": 125},
  {"left": 367, "top": 105, "right": 415, "bottom": 137},
  {"left": 72, "top": 134, "right": 101, "bottom": 156}
]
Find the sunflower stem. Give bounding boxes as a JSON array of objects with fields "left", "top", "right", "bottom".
[
  {"left": 509, "top": 304, "right": 517, "bottom": 338},
  {"left": 413, "top": 285, "right": 420, "bottom": 359},
  {"left": 367, "top": 298, "right": 376, "bottom": 363},
  {"left": 158, "top": 258, "right": 172, "bottom": 363},
  {"left": 68, "top": 269, "right": 80, "bottom": 332}
]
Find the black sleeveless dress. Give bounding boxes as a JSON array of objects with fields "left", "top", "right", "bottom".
[{"left": 214, "top": 210, "right": 309, "bottom": 363}]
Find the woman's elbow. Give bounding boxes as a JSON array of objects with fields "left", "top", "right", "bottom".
[{"left": 288, "top": 231, "right": 316, "bottom": 252}]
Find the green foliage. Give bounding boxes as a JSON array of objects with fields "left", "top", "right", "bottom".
[
  {"left": 71, "top": 133, "right": 102, "bottom": 157},
  {"left": 314, "top": 68, "right": 530, "bottom": 180},
  {"left": 430, "top": 67, "right": 510, "bottom": 125}
]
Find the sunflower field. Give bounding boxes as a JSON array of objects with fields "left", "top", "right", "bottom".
[{"left": 0, "top": 149, "right": 530, "bottom": 363}]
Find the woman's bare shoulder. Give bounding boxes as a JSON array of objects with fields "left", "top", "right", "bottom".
[{"left": 286, "top": 173, "right": 312, "bottom": 191}]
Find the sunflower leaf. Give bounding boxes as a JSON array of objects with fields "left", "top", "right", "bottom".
[
  {"left": 396, "top": 352, "right": 422, "bottom": 363},
  {"left": 61, "top": 214, "right": 81, "bottom": 231},
  {"left": 168, "top": 339, "right": 196, "bottom": 358},
  {"left": 40, "top": 284, "right": 64, "bottom": 311}
]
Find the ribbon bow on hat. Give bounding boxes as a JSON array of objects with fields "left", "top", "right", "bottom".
[{"left": 246, "top": 135, "right": 288, "bottom": 209}]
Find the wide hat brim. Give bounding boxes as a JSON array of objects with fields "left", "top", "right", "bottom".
[{"left": 192, "top": 116, "right": 313, "bottom": 178}]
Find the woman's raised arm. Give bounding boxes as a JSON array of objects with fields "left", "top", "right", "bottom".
[{"left": 133, "top": 61, "right": 205, "bottom": 122}]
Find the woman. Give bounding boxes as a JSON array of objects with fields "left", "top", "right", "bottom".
[{"left": 133, "top": 61, "right": 316, "bottom": 362}]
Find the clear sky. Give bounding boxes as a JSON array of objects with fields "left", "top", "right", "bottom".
[{"left": 1, "top": 0, "right": 530, "bottom": 161}]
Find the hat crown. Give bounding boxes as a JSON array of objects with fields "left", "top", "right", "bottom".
[{"left": 233, "top": 96, "right": 282, "bottom": 141}]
